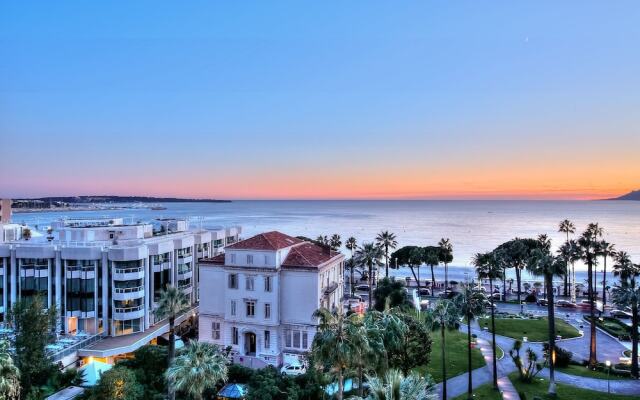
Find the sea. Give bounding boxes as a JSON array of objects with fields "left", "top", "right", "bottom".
[{"left": 13, "top": 200, "right": 640, "bottom": 288}]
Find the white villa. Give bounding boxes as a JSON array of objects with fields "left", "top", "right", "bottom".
[{"left": 199, "top": 231, "right": 345, "bottom": 367}]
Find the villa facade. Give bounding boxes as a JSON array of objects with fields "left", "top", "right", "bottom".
[{"left": 199, "top": 231, "right": 345, "bottom": 367}]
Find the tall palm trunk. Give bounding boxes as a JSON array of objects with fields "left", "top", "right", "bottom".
[
  {"left": 467, "top": 317, "right": 473, "bottom": 399},
  {"left": 489, "top": 278, "right": 498, "bottom": 389},
  {"left": 631, "top": 302, "right": 639, "bottom": 378},
  {"left": 350, "top": 249, "right": 355, "bottom": 297},
  {"left": 385, "top": 245, "right": 389, "bottom": 278},
  {"left": 441, "top": 324, "right": 447, "bottom": 399},
  {"left": 587, "top": 256, "right": 597, "bottom": 368},
  {"left": 168, "top": 316, "right": 176, "bottom": 400},
  {"left": 602, "top": 256, "right": 608, "bottom": 307},
  {"left": 516, "top": 268, "right": 523, "bottom": 313},
  {"left": 430, "top": 265, "right": 436, "bottom": 289},
  {"left": 444, "top": 262, "right": 449, "bottom": 292},
  {"left": 564, "top": 231, "right": 569, "bottom": 297},
  {"left": 502, "top": 275, "right": 507, "bottom": 302},
  {"left": 368, "top": 262, "right": 373, "bottom": 310},
  {"left": 571, "top": 261, "right": 577, "bottom": 304},
  {"left": 546, "top": 274, "right": 557, "bottom": 395}
]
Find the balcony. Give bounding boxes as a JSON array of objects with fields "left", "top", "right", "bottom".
[
  {"left": 177, "top": 265, "right": 193, "bottom": 280},
  {"left": 152, "top": 261, "right": 172, "bottom": 273},
  {"left": 66, "top": 310, "right": 96, "bottom": 318},
  {"left": 113, "top": 305, "right": 145, "bottom": 320},
  {"left": 179, "top": 283, "right": 193, "bottom": 294},
  {"left": 113, "top": 286, "right": 145, "bottom": 300},
  {"left": 113, "top": 266, "right": 145, "bottom": 281}
]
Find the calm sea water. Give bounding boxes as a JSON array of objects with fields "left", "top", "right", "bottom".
[{"left": 14, "top": 200, "right": 640, "bottom": 283}]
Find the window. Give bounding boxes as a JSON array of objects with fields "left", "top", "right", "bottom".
[
  {"left": 246, "top": 255, "right": 253, "bottom": 265},
  {"left": 230, "top": 254, "right": 236, "bottom": 263},
  {"left": 264, "top": 276, "right": 272, "bottom": 292},
  {"left": 284, "top": 329, "right": 309, "bottom": 350},
  {"left": 232, "top": 327, "right": 239, "bottom": 345},
  {"left": 230, "top": 300, "right": 236, "bottom": 316},
  {"left": 264, "top": 303, "right": 271, "bottom": 319},
  {"left": 264, "top": 255, "right": 268, "bottom": 265},
  {"left": 264, "top": 330, "right": 271, "bottom": 349},
  {"left": 245, "top": 276, "right": 254, "bottom": 291},
  {"left": 228, "top": 274, "right": 238, "bottom": 289},
  {"left": 246, "top": 301, "right": 255, "bottom": 317},
  {"left": 211, "top": 322, "right": 220, "bottom": 340}
]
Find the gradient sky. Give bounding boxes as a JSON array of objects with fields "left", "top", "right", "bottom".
[{"left": 1, "top": 1, "right": 639, "bottom": 200}]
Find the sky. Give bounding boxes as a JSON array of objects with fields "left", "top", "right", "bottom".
[{"left": 1, "top": 1, "right": 639, "bottom": 200}]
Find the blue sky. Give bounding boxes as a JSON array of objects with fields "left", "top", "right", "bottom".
[{"left": 1, "top": 1, "right": 639, "bottom": 199}]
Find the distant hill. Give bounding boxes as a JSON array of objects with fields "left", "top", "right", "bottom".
[
  {"left": 609, "top": 190, "right": 640, "bottom": 201},
  {"left": 21, "top": 196, "right": 231, "bottom": 204}
]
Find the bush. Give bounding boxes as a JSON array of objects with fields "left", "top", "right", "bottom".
[
  {"left": 227, "top": 364, "right": 254, "bottom": 383},
  {"left": 543, "top": 343, "right": 572, "bottom": 368}
]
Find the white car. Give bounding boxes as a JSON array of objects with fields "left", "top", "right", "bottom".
[
  {"left": 355, "top": 284, "right": 370, "bottom": 292},
  {"left": 281, "top": 363, "right": 306, "bottom": 376}
]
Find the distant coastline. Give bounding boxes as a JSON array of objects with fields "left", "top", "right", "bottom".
[
  {"left": 17, "top": 195, "right": 231, "bottom": 204},
  {"left": 606, "top": 190, "right": 640, "bottom": 201}
]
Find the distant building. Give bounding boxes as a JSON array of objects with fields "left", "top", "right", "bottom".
[
  {"left": 0, "top": 199, "right": 11, "bottom": 224},
  {"left": 199, "top": 231, "right": 344, "bottom": 368},
  {"left": 0, "top": 217, "right": 241, "bottom": 365}
]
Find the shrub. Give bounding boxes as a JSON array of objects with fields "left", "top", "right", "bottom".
[{"left": 542, "top": 343, "right": 572, "bottom": 368}]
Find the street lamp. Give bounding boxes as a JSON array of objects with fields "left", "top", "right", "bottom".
[{"left": 605, "top": 360, "right": 611, "bottom": 394}]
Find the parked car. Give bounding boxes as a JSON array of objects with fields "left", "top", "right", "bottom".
[
  {"left": 536, "top": 299, "right": 548, "bottom": 307},
  {"left": 483, "top": 300, "right": 497, "bottom": 310},
  {"left": 418, "top": 288, "right": 431, "bottom": 297},
  {"left": 491, "top": 293, "right": 503, "bottom": 301},
  {"left": 355, "top": 284, "right": 370, "bottom": 292},
  {"left": 610, "top": 309, "right": 633, "bottom": 318},
  {"left": 281, "top": 363, "right": 306, "bottom": 376},
  {"left": 556, "top": 300, "right": 578, "bottom": 308},
  {"left": 439, "top": 290, "right": 457, "bottom": 299}
]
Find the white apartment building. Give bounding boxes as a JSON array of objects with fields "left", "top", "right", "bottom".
[
  {"left": 0, "top": 216, "right": 241, "bottom": 364},
  {"left": 199, "top": 231, "right": 345, "bottom": 368}
]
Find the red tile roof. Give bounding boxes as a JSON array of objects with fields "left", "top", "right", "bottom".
[
  {"left": 225, "top": 231, "right": 303, "bottom": 251},
  {"left": 282, "top": 242, "right": 342, "bottom": 269},
  {"left": 202, "top": 253, "right": 225, "bottom": 264}
]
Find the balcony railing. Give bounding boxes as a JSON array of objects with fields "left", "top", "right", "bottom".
[
  {"left": 114, "top": 266, "right": 143, "bottom": 274},
  {"left": 114, "top": 286, "right": 144, "bottom": 294},
  {"left": 114, "top": 304, "right": 144, "bottom": 314}
]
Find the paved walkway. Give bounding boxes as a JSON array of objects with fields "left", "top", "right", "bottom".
[{"left": 440, "top": 321, "right": 640, "bottom": 398}]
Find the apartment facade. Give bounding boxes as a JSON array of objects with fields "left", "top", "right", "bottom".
[
  {"left": 199, "top": 231, "right": 344, "bottom": 367},
  {"left": 0, "top": 217, "right": 241, "bottom": 361}
]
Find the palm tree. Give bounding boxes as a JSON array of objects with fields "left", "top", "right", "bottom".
[
  {"left": 430, "top": 299, "right": 460, "bottom": 400},
  {"left": 0, "top": 341, "right": 20, "bottom": 400},
  {"left": 456, "top": 284, "right": 486, "bottom": 399},
  {"left": 596, "top": 240, "right": 616, "bottom": 307},
  {"left": 558, "top": 219, "right": 576, "bottom": 296},
  {"left": 352, "top": 369, "right": 438, "bottom": 400},
  {"left": 438, "top": 238, "right": 453, "bottom": 292},
  {"left": 166, "top": 341, "right": 228, "bottom": 400},
  {"left": 330, "top": 234, "right": 342, "bottom": 251},
  {"left": 154, "top": 286, "right": 190, "bottom": 400},
  {"left": 473, "top": 252, "right": 503, "bottom": 390},
  {"left": 346, "top": 237, "right": 358, "bottom": 296},
  {"left": 376, "top": 231, "right": 398, "bottom": 278},
  {"left": 355, "top": 243, "right": 384, "bottom": 310},
  {"left": 317, "top": 235, "right": 329, "bottom": 246},
  {"left": 312, "top": 308, "right": 367, "bottom": 400},
  {"left": 611, "top": 251, "right": 640, "bottom": 378},
  {"left": 576, "top": 223, "right": 603, "bottom": 368},
  {"left": 423, "top": 247, "right": 440, "bottom": 290},
  {"left": 528, "top": 246, "right": 567, "bottom": 396}
]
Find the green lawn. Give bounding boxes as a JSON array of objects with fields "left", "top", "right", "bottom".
[
  {"left": 509, "top": 373, "right": 638, "bottom": 400},
  {"left": 477, "top": 317, "right": 579, "bottom": 342},
  {"left": 557, "top": 364, "right": 632, "bottom": 380},
  {"left": 417, "top": 329, "right": 485, "bottom": 383},
  {"left": 452, "top": 383, "right": 502, "bottom": 400},
  {"left": 585, "top": 316, "right": 631, "bottom": 340}
]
